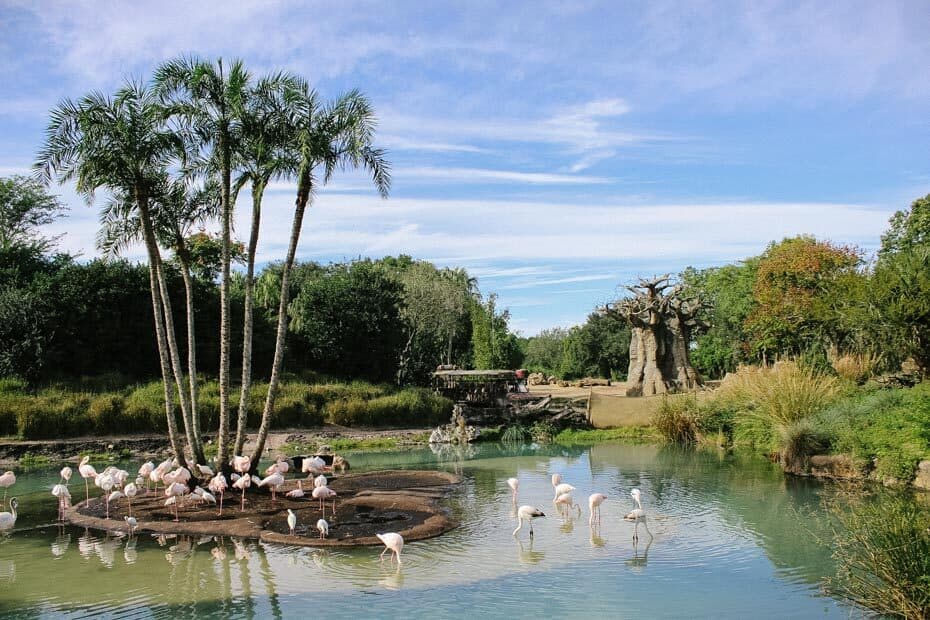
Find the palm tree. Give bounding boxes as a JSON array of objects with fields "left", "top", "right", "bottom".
[
  {"left": 233, "top": 74, "right": 296, "bottom": 456},
  {"left": 35, "top": 82, "right": 186, "bottom": 460},
  {"left": 249, "top": 81, "right": 391, "bottom": 466},
  {"left": 155, "top": 56, "right": 251, "bottom": 469},
  {"left": 98, "top": 177, "right": 217, "bottom": 465}
]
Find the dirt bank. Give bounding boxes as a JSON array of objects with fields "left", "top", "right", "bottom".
[{"left": 0, "top": 426, "right": 432, "bottom": 467}]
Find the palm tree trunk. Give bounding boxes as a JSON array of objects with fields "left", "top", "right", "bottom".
[
  {"left": 156, "top": 258, "right": 200, "bottom": 464},
  {"left": 234, "top": 179, "right": 266, "bottom": 455},
  {"left": 177, "top": 247, "right": 206, "bottom": 464},
  {"left": 137, "top": 193, "right": 184, "bottom": 460},
  {"left": 251, "top": 179, "right": 309, "bottom": 465},
  {"left": 217, "top": 129, "right": 233, "bottom": 470}
]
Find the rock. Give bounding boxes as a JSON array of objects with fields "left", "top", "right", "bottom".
[
  {"left": 808, "top": 454, "right": 870, "bottom": 480},
  {"left": 913, "top": 460, "right": 930, "bottom": 490},
  {"left": 527, "top": 372, "right": 548, "bottom": 386}
]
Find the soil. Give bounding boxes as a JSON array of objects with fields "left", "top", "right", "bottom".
[
  {"left": 64, "top": 469, "right": 461, "bottom": 547},
  {"left": 0, "top": 426, "right": 431, "bottom": 467}
]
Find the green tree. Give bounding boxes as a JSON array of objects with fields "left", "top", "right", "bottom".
[
  {"left": 0, "top": 285, "right": 49, "bottom": 382},
  {"left": 522, "top": 328, "right": 569, "bottom": 376},
  {"left": 879, "top": 194, "right": 930, "bottom": 258},
  {"left": 872, "top": 247, "right": 930, "bottom": 374},
  {"left": 155, "top": 55, "right": 252, "bottom": 468},
  {"left": 470, "top": 294, "right": 523, "bottom": 370},
  {"left": 35, "top": 81, "right": 188, "bottom": 460},
  {"left": 250, "top": 80, "right": 391, "bottom": 465},
  {"left": 0, "top": 175, "right": 66, "bottom": 253}
]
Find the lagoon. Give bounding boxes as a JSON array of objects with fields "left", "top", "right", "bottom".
[{"left": 0, "top": 442, "right": 854, "bottom": 618}]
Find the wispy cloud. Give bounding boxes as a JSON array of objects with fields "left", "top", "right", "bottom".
[
  {"left": 398, "top": 166, "right": 610, "bottom": 185},
  {"left": 499, "top": 274, "right": 617, "bottom": 290}
]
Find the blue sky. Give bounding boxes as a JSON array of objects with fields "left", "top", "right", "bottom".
[{"left": 2, "top": 1, "right": 929, "bottom": 334}]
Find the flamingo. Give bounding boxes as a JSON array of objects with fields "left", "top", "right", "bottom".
[
  {"left": 588, "top": 493, "right": 607, "bottom": 526},
  {"left": 52, "top": 484, "right": 71, "bottom": 521},
  {"left": 138, "top": 461, "right": 154, "bottom": 485},
  {"left": 287, "top": 509, "right": 297, "bottom": 536},
  {"left": 506, "top": 477, "right": 519, "bottom": 501},
  {"left": 232, "top": 472, "right": 252, "bottom": 511},
  {"left": 624, "top": 488, "right": 653, "bottom": 541},
  {"left": 165, "top": 482, "right": 188, "bottom": 522},
  {"left": 95, "top": 471, "right": 116, "bottom": 519},
  {"left": 0, "top": 498, "right": 17, "bottom": 531},
  {"left": 266, "top": 458, "right": 290, "bottom": 476},
  {"left": 192, "top": 463, "right": 214, "bottom": 479},
  {"left": 553, "top": 482, "right": 575, "bottom": 501},
  {"left": 78, "top": 456, "right": 97, "bottom": 503},
  {"left": 124, "top": 516, "right": 137, "bottom": 536},
  {"left": 551, "top": 473, "right": 562, "bottom": 489},
  {"left": 312, "top": 486, "right": 337, "bottom": 517},
  {"left": 554, "top": 492, "right": 580, "bottom": 515},
  {"left": 376, "top": 532, "right": 404, "bottom": 565},
  {"left": 231, "top": 455, "right": 251, "bottom": 477},
  {"left": 317, "top": 518, "right": 329, "bottom": 540},
  {"left": 302, "top": 456, "right": 326, "bottom": 476},
  {"left": 258, "top": 471, "right": 285, "bottom": 502},
  {"left": 123, "top": 483, "right": 138, "bottom": 517},
  {"left": 513, "top": 505, "right": 546, "bottom": 538},
  {"left": 163, "top": 466, "right": 191, "bottom": 488},
  {"left": 313, "top": 474, "right": 328, "bottom": 489},
  {"left": 209, "top": 473, "right": 228, "bottom": 515},
  {"left": 285, "top": 480, "right": 305, "bottom": 499},
  {"left": 59, "top": 466, "right": 73, "bottom": 486},
  {"left": 0, "top": 471, "right": 15, "bottom": 508}
]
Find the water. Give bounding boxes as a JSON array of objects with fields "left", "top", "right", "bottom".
[{"left": 0, "top": 442, "right": 856, "bottom": 618}]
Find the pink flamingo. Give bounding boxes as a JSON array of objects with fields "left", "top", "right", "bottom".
[
  {"left": 78, "top": 457, "right": 97, "bottom": 503},
  {"left": 233, "top": 473, "right": 251, "bottom": 511},
  {"left": 209, "top": 473, "right": 228, "bottom": 515},
  {"left": 312, "top": 486, "right": 337, "bottom": 517},
  {"left": 0, "top": 471, "right": 15, "bottom": 508},
  {"left": 588, "top": 493, "right": 607, "bottom": 526},
  {"left": 377, "top": 532, "right": 404, "bottom": 564},
  {"left": 507, "top": 477, "right": 519, "bottom": 502}
]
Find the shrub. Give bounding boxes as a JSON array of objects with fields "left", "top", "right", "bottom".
[
  {"left": 653, "top": 395, "right": 700, "bottom": 444},
  {"left": 832, "top": 353, "right": 883, "bottom": 384},
  {"left": 14, "top": 391, "right": 93, "bottom": 439},
  {"left": 87, "top": 394, "right": 127, "bottom": 433},
  {"left": 501, "top": 423, "right": 529, "bottom": 443},
  {"left": 530, "top": 420, "right": 557, "bottom": 442},
  {"left": 0, "top": 377, "right": 27, "bottom": 395},
  {"left": 825, "top": 491, "right": 930, "bottom": 618},
  {"left": 777, "top": 418, "right": 830, "bottom": 472},
  {"left": 123, "top": 382, "right": 173, "bottom": 433}
]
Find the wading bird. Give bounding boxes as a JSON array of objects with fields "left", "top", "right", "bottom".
[
  {"left": 78, "top": 456, "right": 97, "bottom": 503},
  {"left": 233, "top": 472, "right": 251, "bottom": 511},
  {"left": 286, "top": 480, "right": 305, "bottom": 499},
  {"left": 588, "top": 493, "right": 607, "bottom": 526},
  {"left": 513, "top": 505, "right": 545, "bottom": 539},
  {"left": 624, "top": 488, "right": 653, "bottom": 541},
  {"left": 0, "top": 498, "right": 17, "bottom": 531},
  {"left": 377, "top": 532, "right": 404, "bottom": 564},
  {"left": 208, "top": 473, "right": 228, "bottom": 515},
  {"left": 52, "top": 484, "right": 71, "bottom": 521},
  {"left": 266, "top": 458, "right": 290, "bottom": 476},
  {"left": 59, "top": 466, "right": 72, "bottom": 486},
  {"left": 287, "top": 509, "right": 297, "bottom": 536},
  {"left": 313, "top": 474, "right": 328, "bottom": 489},
  {"left": 312, "top": 486, "right": 337, "bottom": 517},
  {"left": 553, "top": 482, "right": 575, "bottom": 502},
  {"left": 554, "top": 492, "right": 580, "bottom": 515},
  {"left": 0, "top": 471, "right": 15, "bottom": 508},
  {"left": 124, "top": 516, "right": 137, "bottom": 536},
  {"left": 317, "top": 518, "right": 329, "bottom": 540},
  {"left": 258, "top": 471, "right": 285, "bottom": 502},
  {"left": 507, "top": 477, "right": 519, "bottom": 501},
  {"left": 302, "top": 456, "right": 326, "bottom": 476},
  {"left": 123, "top": 483, "right": 138, "bottom": 517}
]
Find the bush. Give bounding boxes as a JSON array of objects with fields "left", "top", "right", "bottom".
[
  {"left": 777, "top": 418, "right": 830, "bottom": 472},
  {"left": 324, "top": 389, "right": 450, "bottom": 427},
  {"left": 0, "top": 377, "right": 27, "bottom": 395},
  {"left": 87, "top": 394, "right": 127, "bottom": 433},
  {"left": 14, "top": 391, "right": 93, "bottom": 439},
  {"left": 825, "top": 491, "right": 930, "bottom": 618},
  {"left": 653, "top": 395, "right": 701, "bottom": 444},
  {"left": 501, "top": 423, "right": 529, "bottom": 443},
  {"left": 832, "top": 353, "right": 882, "bottom": 384},
  {"left": 123, "top": 381, "right": 173, "bottom": 433}
]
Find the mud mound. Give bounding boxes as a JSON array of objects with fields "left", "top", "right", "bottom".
[{"left": 65, "top": 470, "right": 461, "bottom": 547}]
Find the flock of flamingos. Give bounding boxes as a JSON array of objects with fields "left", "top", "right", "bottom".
[{"left": 0, "top": 458, "right": 653, "bottom": 566}]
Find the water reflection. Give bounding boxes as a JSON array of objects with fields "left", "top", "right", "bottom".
[
  {"left": 626, "top": 538, "right": 652, "bottom": 573},
  {"left": 588, "top": 527, "right": 606, "bottom": 548},
  {"left": 516, "top": 539, "right": 545, "bottom": 565}
]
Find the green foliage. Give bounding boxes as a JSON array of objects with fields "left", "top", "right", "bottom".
[
  {"left": 879, "top": 193, "right": 930, "bottom": 258},
  {"left": 0, "top": 284, "right": 50, "bottom": 382},
  {"left": 652, "top": 395, "right": 700, "bottom": 444},
  {"left": 521, "top": 327, "right": 569, "bottom": 376},
  {"left": 871, "top": 246, "right": 930, "bottom": 374},
  {"left": 0, "top": 175, "right": 66, "bottom": 253},
  {"left": 825, "top": 491, "right": 930, "bottom": 618},
  {"left": 324, "top": 388, "right": 451, "bottom": 427},
  {"left": 813, "top": 383, "right": 930, "bottom": 481},
  {"left": 553, "top": 426, "right": 660, "bottom": 444},
  {"left": 470, "top": 294, "right": 523, "bottom": 370},
  {"left": 501, "top": 423, "right": 530, "bottom": 443},
  {"left": 530, "top": 420, "right": 557, "bottom": 442},
  {"left": 776, "top": 418, "right": 830, "bottom": 471},
  {"left": 520, "top": 312, "right": 630, "bottom": 380}
]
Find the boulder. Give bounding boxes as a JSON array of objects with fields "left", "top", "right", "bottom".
[{"left": 913, "top": 460, "right": 930, "bottom": 490}]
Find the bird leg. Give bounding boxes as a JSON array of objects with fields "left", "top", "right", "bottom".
[
  {"left": 380, "top": 547, "right": 389, "bottom": 561},
  {"left": 512, "top": 519, "right": 523, "bottom": 537},
  {"left": 241, "top": 488, "right": 246, "bottom": 512},
  {"left": 128, "top": 497, "right": 132, "bottom": 518},
  {"left": 85, "top": 480, "right": 90, "bottom": 504},
  {"left": 174, "top": 502, "right": 179, "bottom": 523},
  {"left": 105, "top": 495, "right": 110, "bottom": 520},
  {"left": 218, "top": 491, "right": 223, "bottom": 517}
]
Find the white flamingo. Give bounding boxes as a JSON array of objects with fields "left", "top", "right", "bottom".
[
  {"left": 313, "top": 474, "right": 328, "bottom": 489},
  {"left": 551, "top": 473, "right": 562, "bottom": 489},
  {"left": 0, "top": 498, "right": 17, "bottom": 531},
  {"left": 209, "top": 473, "right": 228, "bottom": 515},
  {"left": 317, "top": 518, "right": 329, "bottom": 540},
  {"left": 377, "top": 532, "right": 404, "bottom": 564},
  {"left": 52, "top": 484, "right": 71, "bottom": 521},
  {"left": 123, "top": 483, "right": 138, "bottom": 517},
  {"left": 231, "top": 455, "right": 251, "bottom": 476},
  {"left": 258, "top": 471, "right": 285, "bottom": 502},
  {"left": 553, "top": 482, "right": 575, "bottom": 501},
  {"left": 554, "top": 492, "right": 580, "bottom": 515},
  {"left": 78, "top": 456, "right": 97, "bottom": 503},
  {"left": 513, "top": 505, "right": 546, "bottom": 538},
  {"left": 266, "top": 458, "right": 290, "bottom": 475},
  {"left": 287, "top": 509, "right": 297, "bottom": 536},
  {"left": 302, "top": 456, "right": 326, "bottom": 476},
  {"left": 95, "top": 471, "right": 116, "bottom": 519},
  {"left": 312, "top": 486, "right": 337, "bottom": 517},
  {"left": 59, "top": 466, "right": 73, "bottom": 486},
  {"left": 624, "top": 488, "right": 653, "bottom": 541},
  {"left": 137, "top": 461, "right": 154, "bottom": 486},
  {"left": 0, "top": 471, "right": 14, "bottom": 508},
  {"left": 285, "top": 480, "right": 305, "bottom": 499},
  {"left": 588, "top": 493, "right": 607, "bottom": 526},
  {"left": 165, "top": 482, "right": 188, "bottom": 522},
  {"left": 233, "top": 472, "right": 252, "bottom": 511},
  {"left": 192, "top": 463, "right": 214, "bottom": 479},
  {"left": 124, "top": 516, "right": 137, "bottom": 536},
  {"left": 506, "top": 477, "right": 519, "bottom": 501}
]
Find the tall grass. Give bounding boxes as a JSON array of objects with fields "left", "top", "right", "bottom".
[
  {"left": 825, "top": 491, "right": 930, "bottom": 618},
  {"left": 652, "top": 395, "right": 701, "bottom": 444}
]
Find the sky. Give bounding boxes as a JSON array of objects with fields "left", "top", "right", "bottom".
[{"left": 2, "top": 1, "right": 929, "bottom": 335}]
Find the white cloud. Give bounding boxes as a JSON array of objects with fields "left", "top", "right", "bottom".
[{"left": 398, "top": 166, "right": 610, "bottom": 185}]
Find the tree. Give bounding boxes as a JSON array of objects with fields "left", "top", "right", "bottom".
[
  {"left": 745, "top": 236, "right": 861, "bottom": 361},
  {"left": 0, "top": 285, "right": 49, "bottom": 382},
  {"left": 250, "top": 81, "right": 391, "bottom": 466},
  {"left": 872, "top": 247, "right": 930, "bottom": 375},
  {"left": 0, "top": 176, "right": 66, "bottom": 253},
  {"left": 606, "top": 275, "right": 703, "bottom": 396},
  {"left": 470, "top": 294, "right": 523, "bottom": 370},
  {"left": 35, "top": 81, "right": 187, "bottom": 459},
  {"left": 522, "top": 327, "right": 569, "bottom": 376},
  {"left": 155, "top": 56, "right": 252, "bottom": 468},
  {"left": 879, "top": 194, "right": 930, "bottom": 259}
]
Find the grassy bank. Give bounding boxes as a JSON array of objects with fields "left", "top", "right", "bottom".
[
  {"left": 650, "top": 363, "right": 930, "bottom": 483},
  {"left": 0, "top": 377, "right": 452, "bottom": 440}
]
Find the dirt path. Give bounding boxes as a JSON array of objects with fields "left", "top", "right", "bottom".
[{"left": 0, "top": 426, "right": 432, "bottom": 467}]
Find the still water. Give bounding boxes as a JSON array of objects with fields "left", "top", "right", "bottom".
[{"left": 0, "top": 442, "right": 854, "bottom": 618}]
